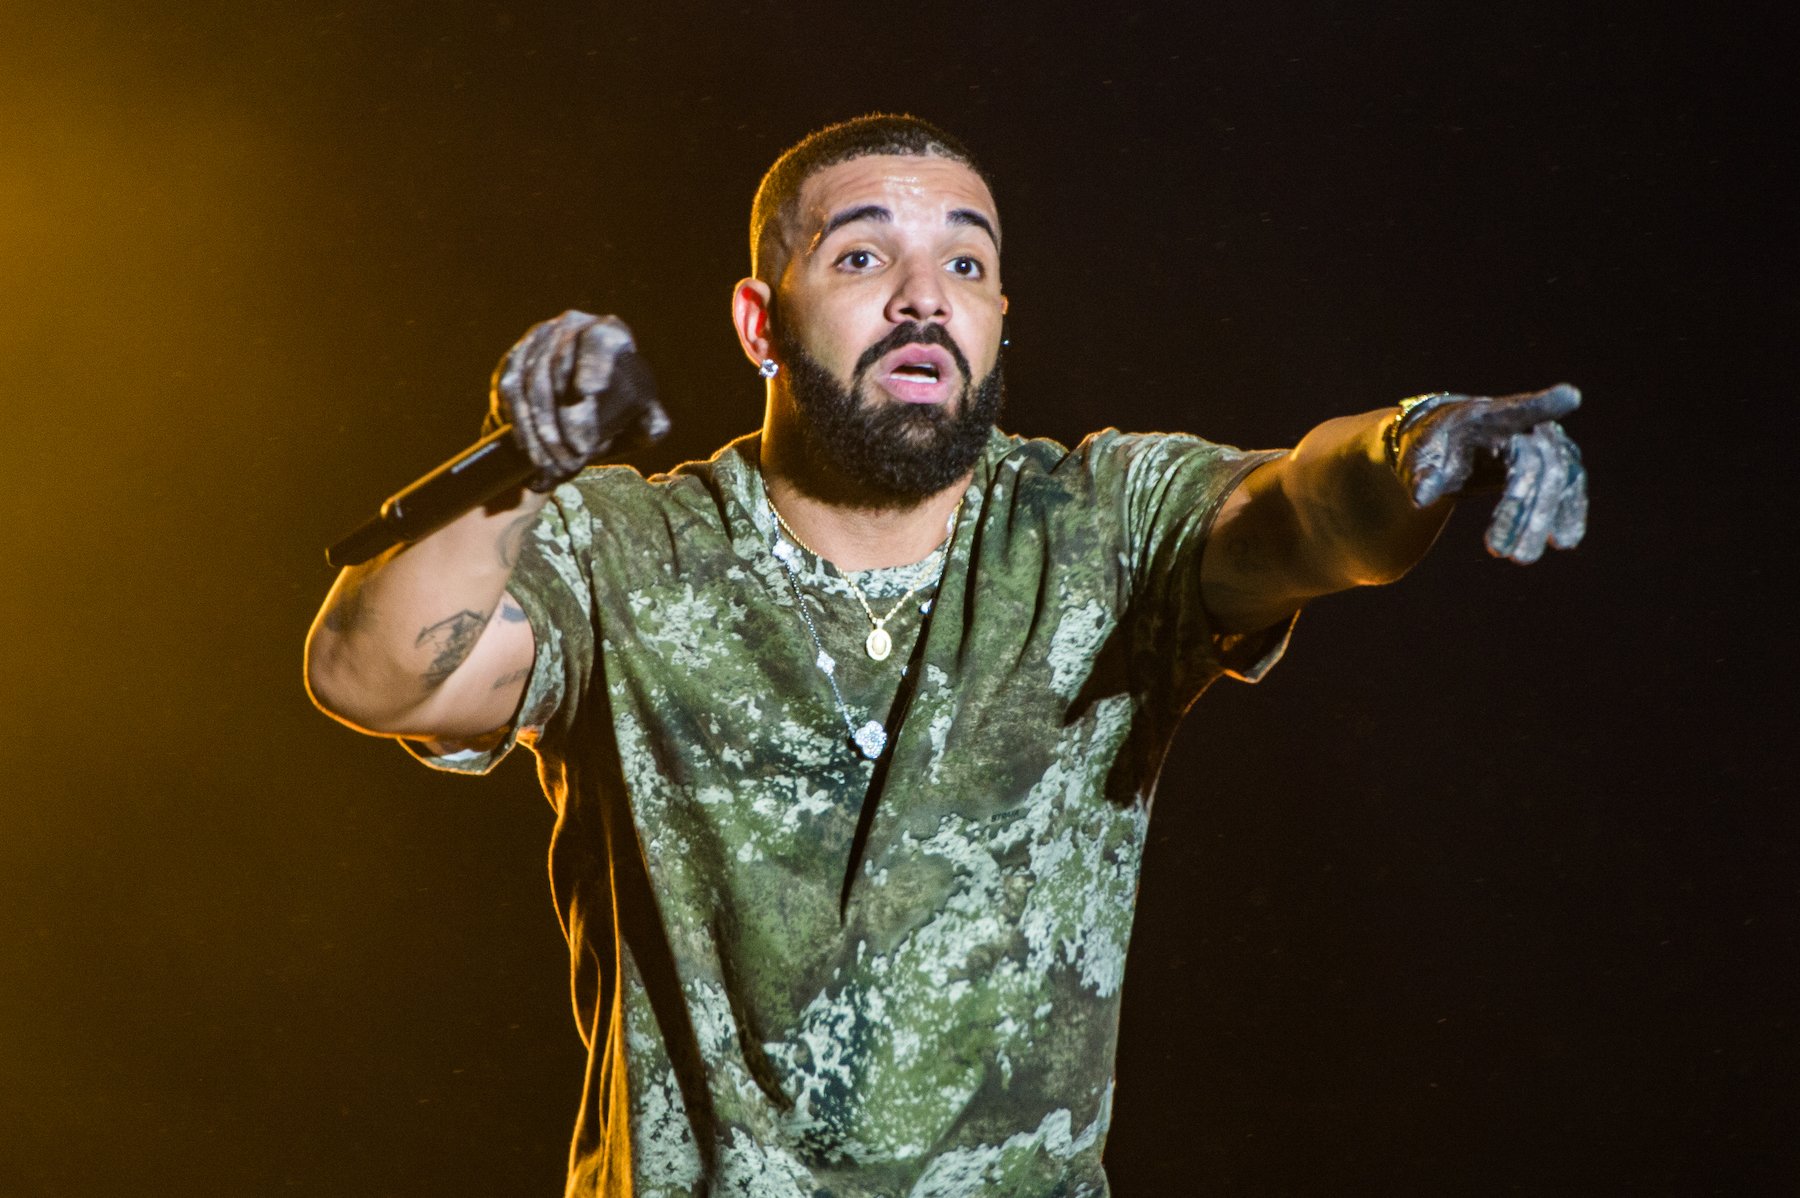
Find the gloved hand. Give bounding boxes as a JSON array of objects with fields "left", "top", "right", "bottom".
[
  {"left": 1390, "top": 383, "right": 1588, "bottom": 564},
  {"left": 485, "top": 310, "right": 671, "bottom": 491}
]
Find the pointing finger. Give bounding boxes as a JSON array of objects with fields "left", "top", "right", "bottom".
[{"left": 1483, "top": 383, "right": 1581, "bottom": 436}]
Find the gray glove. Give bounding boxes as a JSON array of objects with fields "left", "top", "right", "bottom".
[
  {"left": 1390, "top": 383, "right": 1588, "bottom": 564},
  {"left": 485, "top": 310, "right": 671, "bottom": 491}
]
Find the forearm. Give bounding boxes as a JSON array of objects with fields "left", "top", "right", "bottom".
[
  {"left": 1207, "top": 386, "right": 1585, "bottom": 632},
  {"left": 303, "top": 487, "right": 546, "bottom": 733},
  {"left": 1276, "top": 408, "right": 1452, "bottom": 590}
]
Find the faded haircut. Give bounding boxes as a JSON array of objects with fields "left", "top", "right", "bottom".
[{"left": 749, "top": 114, "right": 995, "bottom": 283}]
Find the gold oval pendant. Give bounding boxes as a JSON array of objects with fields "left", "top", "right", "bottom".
[{"left": 865, "top": 627, "right": 893, "bottom": 661}]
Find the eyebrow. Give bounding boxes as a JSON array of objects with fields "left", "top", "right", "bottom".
[
  {"left": 948, "top": 208, "right": 1000, "bottom": 248},
  {"left": 819, "top": 204, "right": 891, "bottom": 241},
  {"left": 814, "top": 204, "right": 1002, "bottom": 249}
]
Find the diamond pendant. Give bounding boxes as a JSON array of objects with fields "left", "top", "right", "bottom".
[
  {"left": 852, "top": 720, "right": 888, "bottom": 760},
  {"left": 864, "top": 626, "right": 893, "bottom": 661}
]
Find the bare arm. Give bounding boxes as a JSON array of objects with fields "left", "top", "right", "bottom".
[
  {"left": 1202, "top": 385, "right": 1587, "bottom": 634},
  {"left": 304, "top": 489, "right": 545, "bottom": 742},
  {"left": 303, "top": 310, "right": 670, "bottom": 746},
  {"left": 1202, "top": 409, "right": 1449, "bottom": 634}
]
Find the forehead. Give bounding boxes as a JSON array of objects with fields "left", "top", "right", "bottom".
[{"left": 793, "top": 154, "right": 999, "bottom": 240}]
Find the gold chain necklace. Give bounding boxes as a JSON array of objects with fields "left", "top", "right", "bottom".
[{"left": 767, "top": 497, "right": 962, "bottom": 661}]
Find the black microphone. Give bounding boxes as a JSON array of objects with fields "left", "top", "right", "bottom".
[{"left": 325, "top": 352, "right": 662, "bottom": 569}]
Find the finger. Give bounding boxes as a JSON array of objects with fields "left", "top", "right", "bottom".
[
  {"left": 1484, "top": 430, "right": 1544, "bottom": 561},
  {"left": 512, "top": 316, "right": 566, "bottom": 401},
  {"left": 1508, "top": 426, "right": 1567, "bottom": 564},
  {"left": 571, "top": 319, "right": 632, "bottom": 398},
  {"left": 505, "top": 319, "right": 569, "bottom": 479},
  {"left": 519, "top": 320, "right": 564, "bottom": 420},
  {"left": 546, "top": 311, "right": 594, "bottom": 403},
  {"left": 1550, "top": 470, "right": 1588, "bottom": 550},
  {"left": 1480, "top": 383, "right": 1581, "bottom": 436},
  {"left": 546, "top": 317, "right": 598, "bottom": 462},
  {"left": 1548, "top": 427, "right": 1588, "bottom": 549},
  {"left": 561, "top": 317, "right": 648, "bottom": 465},
  {"left": 495, "top": 319, "right": 555, "bottom": 412},
  {"left": 525, "top": 323, "right": 587, "bottom": 481},
  {"left": 575, "top": 321, "right": 651, "bottom": 458},
  {"left": 573, "top": 317, "right": 636, "bottom": 391},
  {"left": 550, "top": 314, "right": 628, "bottom": 463}
]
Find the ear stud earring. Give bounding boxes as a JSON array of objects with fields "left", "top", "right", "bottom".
[{"left": 758, "top": 358, "right": 780, "bottom": 379}]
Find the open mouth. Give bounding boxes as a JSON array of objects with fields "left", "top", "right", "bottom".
[{"left": 875, "top": 343, "right": 961, "bottom": 402}]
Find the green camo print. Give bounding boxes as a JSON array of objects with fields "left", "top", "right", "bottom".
[{"left": 409, "top": 427, "right": 1291, "bottom": 1196}]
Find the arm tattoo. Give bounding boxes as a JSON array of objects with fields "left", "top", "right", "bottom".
[
  {"left": 415, "top": 609, "right": 487, "bottom": 687},
  {"left": 499, "top": 596, "right": 527, "bottom": 623},
  {"left": 491, "top": 666, "right": 530, "bottom": 691}
]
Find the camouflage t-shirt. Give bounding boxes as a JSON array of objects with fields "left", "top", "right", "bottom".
[{"left": 410, "top": 427, "right": 1292, "bottom": 1197}]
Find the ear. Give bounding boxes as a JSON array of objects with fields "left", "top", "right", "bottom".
[
  {"left": 1000, "top": 294, "right": 1010, "bottom": 315},
  {"left": 731, "top": 278, "right": 774, "bottom": 369}
]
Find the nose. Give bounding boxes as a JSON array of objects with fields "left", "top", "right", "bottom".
[{"left": 883, "top": 253, "right": 950, "bottom": 326}]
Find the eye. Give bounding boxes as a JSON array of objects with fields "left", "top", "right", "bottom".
[
  {"left": 836, "top": 248, "right": 879, "bottom": 272},
  {"left": 947, "top": 255, "right": 984, "bottom": 279}
]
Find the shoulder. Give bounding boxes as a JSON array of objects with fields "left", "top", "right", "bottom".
[
  {"left": 549, "top": 433, "right": 758, "bottom": 530},
  {"left": 984, "top": 426, "right": 1247, "bottom": 502}
]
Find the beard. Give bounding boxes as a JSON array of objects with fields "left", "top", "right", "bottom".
[{"left": 772, "top": 319, "right": 1004, "bottom": 505}]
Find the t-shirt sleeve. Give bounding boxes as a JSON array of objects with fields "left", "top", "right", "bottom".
[
  {"left": 1100, "top": 430, "right": 1298, "bottom": 704},
  {"left": 398, "top": 481, "right": 598, "bottom": 776}
]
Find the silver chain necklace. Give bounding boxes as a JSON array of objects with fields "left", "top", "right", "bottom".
[
  {"left": 772, "top": 538, "right": 891, "bottom": 760},
  {"left": 767, "top": 510, "right": 956, "bottom": 761}
]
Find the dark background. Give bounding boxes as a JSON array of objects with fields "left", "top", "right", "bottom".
[{"left": 2, "top": 2, "right": 1791, "bottom": 1194}]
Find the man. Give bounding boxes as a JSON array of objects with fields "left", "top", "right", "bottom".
[{"left": 305, "top": 114, "right": 1585, "bottom": 1196}]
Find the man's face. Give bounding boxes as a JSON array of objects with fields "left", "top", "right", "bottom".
[{"left": 770, "top": 154, "right": 1006, "bottom": 501}]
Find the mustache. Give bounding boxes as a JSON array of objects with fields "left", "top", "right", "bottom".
[{"left": 852, "top": 322, "right": 971, "bottom": 383}]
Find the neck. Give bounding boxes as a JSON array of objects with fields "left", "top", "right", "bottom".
[{"left": 760, "top": 420, "right": 969, "bottom": 572}]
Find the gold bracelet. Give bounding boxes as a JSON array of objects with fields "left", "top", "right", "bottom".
[{"left": 1385, "top": 392, "right": 1454, "bottom": 473}]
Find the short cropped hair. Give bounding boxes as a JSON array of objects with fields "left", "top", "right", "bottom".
[{"left": 749, "top": 114, "right": 994, "bottom": 282}]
